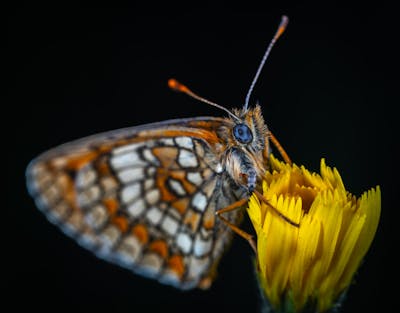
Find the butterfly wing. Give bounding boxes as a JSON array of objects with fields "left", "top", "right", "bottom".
[{"left": 26, "top": 117, "right": 245, "bottom": 290}]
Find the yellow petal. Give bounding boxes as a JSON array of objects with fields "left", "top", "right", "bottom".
[
  {"left": 289, "top": 213, "right": 322, "bottom": 310},
  {"left": 337, "top": 186, "right": 381, "bottom": 292},
  {"left": 249, "top": 156, "right": 381, "bottom": 313}
]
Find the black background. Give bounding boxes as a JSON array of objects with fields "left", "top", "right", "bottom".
[{"left": 7, "top": 3, "right": 398, "bottom": 313}]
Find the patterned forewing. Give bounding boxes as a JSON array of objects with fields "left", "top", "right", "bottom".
[{"left": 26, "top": 119, "right": 243, "bottom": 289}]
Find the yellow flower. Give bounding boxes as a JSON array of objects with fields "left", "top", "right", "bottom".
[{"left": 247, "top": 154, "right": 381, "bottom": 313}]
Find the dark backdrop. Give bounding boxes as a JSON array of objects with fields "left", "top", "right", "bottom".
[{"left": 7, "top": 3, "right": 397, "bottom": 313}]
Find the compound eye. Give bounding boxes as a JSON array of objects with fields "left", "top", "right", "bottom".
[{"left": 233, "top": 123, "right": 253, "bottom": 144}]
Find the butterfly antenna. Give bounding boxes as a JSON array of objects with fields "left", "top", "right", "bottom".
[
  {"left": 168, "top": 78, "right": 240, "bottom": 121},
  {"left": 243, "top": 15, "right": 289, "bottom": 111}
]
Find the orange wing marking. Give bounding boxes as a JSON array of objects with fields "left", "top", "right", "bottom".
[
  {"left": 171, "top": 198, "right": 190, "bottom": 215},
  {"left": 132, "top": 224, "right": 149, "bottom": 244},
  {"left": 149, "top": 240, "right": 169, "bottom": 259},
  {"left": 168, "top": 255, "right": 185, "bottom": 278},
  {"left": 183, "top": 211, "right": 201, "bottom": 232},
  {"left": 111, "top": 216, "right": 129, "bottom": 233},
  {"left": 103, "top": 198, "right": 119, "bottom": 215}
]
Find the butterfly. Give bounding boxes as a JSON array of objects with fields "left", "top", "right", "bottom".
[{"left": 26, "top": 16, "right": 292, "bottom": 290}]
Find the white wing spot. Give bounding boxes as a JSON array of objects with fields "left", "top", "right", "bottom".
[
  {"left": 175, "top": 137, "right": 193, "bottom": 149},
  {"left": 42, "top": 184, "right": 60, "bottom": 205},
  {"left": 116, "top": 235, "right": 142, "bottom": 264},
  {"left": 176, "top": 233, "right": 192, "bottom": 254},
  {"left": 178, "top": 150, "right": 198, "bottom": 168},
  {"left": 127, "top": 199, "right": 146, "bottom": 218},
  {"left": 50, "top": 157, "right": 68, "bottom": 168},
  {"left": 144, "top": 179, "right": 154, "bottom": 190},
  {"left": 100, "top": 177, "right": 118, "bottom": 193},
  {"left": 168, "top": 178, "right": 186, "bottom": 196},
  {"left": 159, "top": 271, "right": 181, "bottom": 288},
  {"left": 187, "top": 172, "right": 203, "bottom": 186},
  {"left": 31, "top": 172, "right": 51, "bottom": 193},
  {"left": 193, "top": 235, "right": 213, "bottom": 257},
  {"left": 160, "top": 138, "right": 174, "bottom": 146},
  {"left": 113, "top": 143, "right": 144, "bottom": 155},
  {"left": 85, "top": 204, "right": 108, "bottom": 229},
  {"left": 99, "top": 225, "right": 121, "bottom": 250},
  {"left": 140, "top": 253, "right": 163, "bottom": 277},
  {"left": 192, "top": 192, "right": 208, "bottom": 212},
  {"left": 118, "top": 167, "right": 144, "bottom": 183},
  {"left": 143, "top": 149, "right": 159, "bottom": 165},
  {"left": 121, "top": 183, "right": 140, "bottom": 204},
  {"left": 147, "top": 167, "right": 156, "bottom": 176},
  {"left": 47, "top": 202, "right": 69, "bottom": 222},
  {"left": 146, "top": 207, "right": 163, "bottom": 225},
  {"left": 145, "top": 189, "right": 160, "bottom": 205},
  {"left": 111, "top": 151, "right": 146, "bottom": 169},
  {"left": 64, "top": 212, "right": 85, "bottom": 235},
  {"left": 161, "top": 215, "right": 179, "bottom": 236},
  {"left": 29, "top": 162, "right": 45, "bottom": 176},
  {"left": 76, "top": 166, "right": 97, "bottom": 189},
  {"left": 77, "top": 185, "right": 101, "bottom": 207},
  {"left": 187, "top": 256, "right": 210, "bottom": 280}
]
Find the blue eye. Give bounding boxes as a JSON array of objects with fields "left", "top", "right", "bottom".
[{"left": 233, "top": 124, "right": 253, "bottom": 144}]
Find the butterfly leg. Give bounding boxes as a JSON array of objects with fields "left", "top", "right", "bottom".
[
  {"left": 269, "top": 131, "right": 292, "bottom": 164},
  {"left": 253, "top": 189, "right": 300, "bottom": 227},
  {"left": 215, "top": 198, "right": 257, "bottom": 253}
]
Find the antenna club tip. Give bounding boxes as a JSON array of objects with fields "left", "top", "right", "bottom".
[
  {"left": 276, "top": 15, "right": 289, "bottom": 38},
  {"left": 168, "top": 78, "right": 178, "bottom": 89},
  {"left": 168, "top": 78, "right": 188, "bottom": 92},
  {"left": 281, "top": 15, "right": 289, "bottom": 24}
]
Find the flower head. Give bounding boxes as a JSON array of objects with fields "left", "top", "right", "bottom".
[{"left": 247, "top": 155, "right": 381, "bottom": 313}]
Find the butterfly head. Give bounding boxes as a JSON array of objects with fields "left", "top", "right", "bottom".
[
  {"left": 230, "top": 105, "right": 267, "bottom": 150},
  {"left": 218, "top": 104, "right": 269, "bottom": 193}
]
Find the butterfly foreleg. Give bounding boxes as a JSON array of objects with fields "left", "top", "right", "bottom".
[
  {"left": 253, "top": 189, "right": 300, "bottom": 227},
  {"left": 215, "top": 198, "right": 257, "bottom": 252},
  {"left": 268, "top": 131, "right": 292, "bottom": 165}
]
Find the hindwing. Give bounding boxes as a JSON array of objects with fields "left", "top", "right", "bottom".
[{"left": 26, "top": 117, "right": 245, "bottom": 289}]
